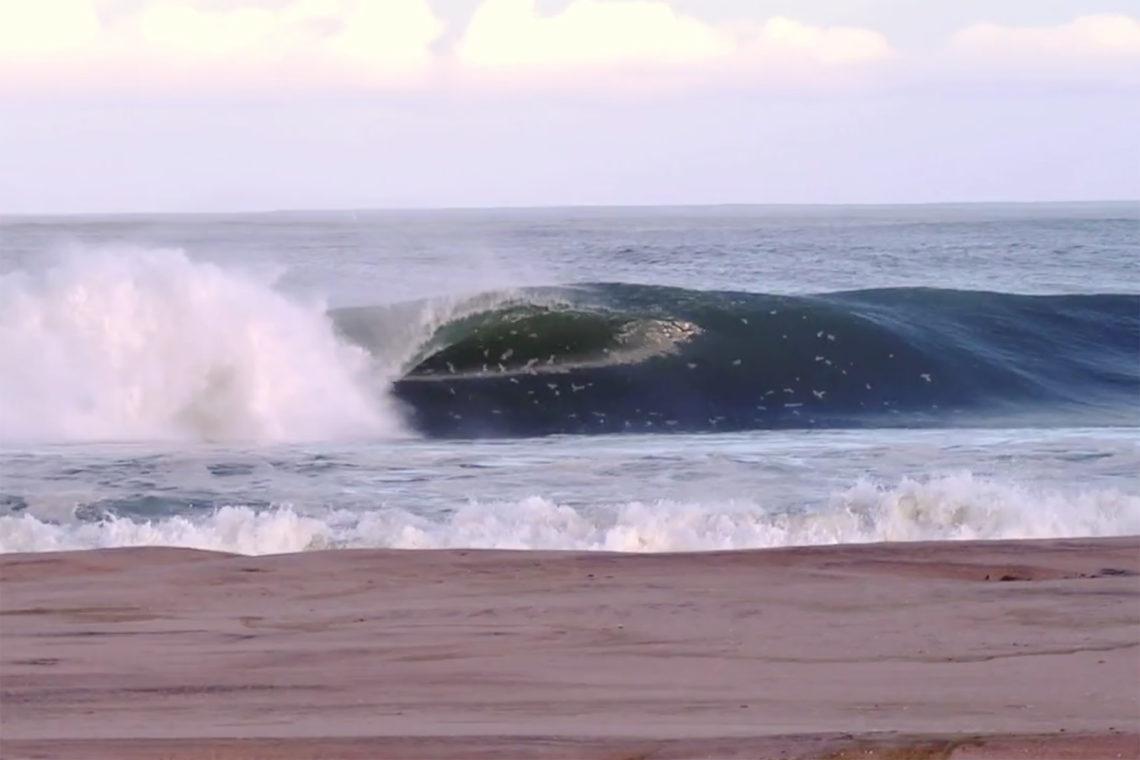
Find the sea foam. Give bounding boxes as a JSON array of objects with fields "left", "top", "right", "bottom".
[
  {"left": 3, "top": 473, "right": 1136, "bottom": 555},
  {"left": 0, "top": 246, "right": 403, "bottom": 442}
]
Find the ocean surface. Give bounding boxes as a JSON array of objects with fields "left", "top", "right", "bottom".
[{"left": 1, "top": 203, "right": 1137, "bottom": 554}]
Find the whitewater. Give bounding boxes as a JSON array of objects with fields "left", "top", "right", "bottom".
[
  {"left": 1, "top": 204, "right": 1137, "bottom": 554},
  {"left": 0, "top": 246, "right": 403, "bottom": 442}
]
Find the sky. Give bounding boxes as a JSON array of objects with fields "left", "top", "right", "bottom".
[{"left": 1, "top": 0, "right": 1138, "bottom": 213}]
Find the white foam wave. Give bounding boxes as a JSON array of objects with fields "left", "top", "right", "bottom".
[
  {"left": 2, "top": 474, "right": 1136, "bottom": 555},
  {"left": 0, "top": 247, "right": 404, "bottom": 442}
]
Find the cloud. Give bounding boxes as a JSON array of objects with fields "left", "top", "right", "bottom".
[
  {"left": 738, "top": 16, "right": 895, "bottom": 67},
  {"left": 951, "top": 14, "right": 1140, "bottom": 58},
  {"left": 0, "top": 0, "right": 896, "bottom": 94},
  {"left": 947, "top": 14, "right": 1140, "bottom": 83},
  {"left": 456, "top": 0, "right": 732, "bottom": 71},
  {"left": 454, "top": 0, "right": 895, "bottom": 89},
  {"left": 0, "top": 0, "right": 445, "bottom": 90},
  {"left": 0, "top": 0, "right": 101, "bottom": 57},
  {"left": 6, "top": 2, "right": 1134, "bottom": 96}
]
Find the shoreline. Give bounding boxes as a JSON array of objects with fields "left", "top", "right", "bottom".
[{"left": 2, "top": 537, "right": 1138, "bottom": 759}]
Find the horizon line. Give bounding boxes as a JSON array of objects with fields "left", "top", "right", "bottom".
[{"left": 2, "top": 198, "right": 1137, "bottom": 219}]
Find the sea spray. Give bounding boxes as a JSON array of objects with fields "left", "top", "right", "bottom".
[{"left": 0, "top": 246, "right": 402, "bottom": 442}]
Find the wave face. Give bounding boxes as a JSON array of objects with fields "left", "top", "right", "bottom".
[
  {"left": 364, "top": 283, "right": 1139, "bottom": 437},
  {"left": 0, "top": 248, "right": 403, "bottom": 442}
]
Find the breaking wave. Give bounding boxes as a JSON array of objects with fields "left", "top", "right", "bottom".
[
  {"left": 0, "top": 247, "right": 404, "bottom": 442},
  {"left": 2, "top": 473, "right": 1137, "bottom": 555},
  {"left": 2, "top": 248, "right": 1137, "bottom": 442},
  {"left": 376, "top": 283, "right": 1139, "bottom": 436}
]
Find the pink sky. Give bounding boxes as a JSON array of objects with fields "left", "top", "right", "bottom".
[{"left": 1, "top": 1, "right": 1137, "bottom": 212}]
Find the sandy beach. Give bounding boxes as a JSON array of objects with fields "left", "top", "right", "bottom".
[{"left": 1, "top": 537, "right": 1137, "bottom": 759}]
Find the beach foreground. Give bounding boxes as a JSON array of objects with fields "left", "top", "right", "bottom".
[{"left": 1, "top": 537, "right": 1137, "bottom": 759}]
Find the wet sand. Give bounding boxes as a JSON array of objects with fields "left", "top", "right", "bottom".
[{"left": 1, "top": 537, "right": 1137, "bottom": 759}]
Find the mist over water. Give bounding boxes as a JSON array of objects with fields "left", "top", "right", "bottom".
[{"left": 0, "top": 247, "right": 403, "bottom": 442}]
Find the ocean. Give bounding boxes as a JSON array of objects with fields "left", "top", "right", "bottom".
[{"left": 1, "top": 203, "right": 1137, "bottom": 554}]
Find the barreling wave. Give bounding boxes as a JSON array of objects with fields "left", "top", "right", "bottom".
[
  {"left": 338, "top": 283, "right": 1140, "bottom": 437},
  {"left": 2, "top": 248, "right": 1136, "bottom": 442}
]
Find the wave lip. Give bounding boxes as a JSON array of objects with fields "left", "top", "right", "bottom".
[
  {"left": 407, "top": 304, "right": 702, "bottom": 377},
  {"left": 374, "top": 283, "right": 1140, "bottom": 437}
]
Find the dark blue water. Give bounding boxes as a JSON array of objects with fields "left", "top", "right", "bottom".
[{"left": 367, "top": 284, "right": 1139, "bottom": 436}]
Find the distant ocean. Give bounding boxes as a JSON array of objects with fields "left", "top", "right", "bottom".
[{"left": 1, "top": 203, "right": 1137, "bottom": 554}]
